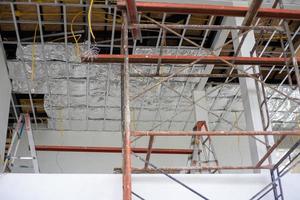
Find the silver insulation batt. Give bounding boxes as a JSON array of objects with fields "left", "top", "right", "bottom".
[
  {"left": 9, "top": 44, "right": 206, "bottom": 131},
  {"left": 7, "top": 44, "right": 300, "bottom": 131}
]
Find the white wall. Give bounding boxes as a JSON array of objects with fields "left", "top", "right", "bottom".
[
  {"left": 13, "top": 129, "right": 256, "bottom": 173},
  {"left": 212, "top": 136, "right": 253, "bottom": 172},
  {"left": 0, "top": 41, "right": 11, "bottom": 167},
  {"left": 15, "top": 130, "right": 190, "bottom": 173},
  {"left": 1, "top": 173, "right": 299, "bottom": 200}
]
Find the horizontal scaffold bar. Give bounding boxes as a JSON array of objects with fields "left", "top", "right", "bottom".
[
  {"left": 117, "top": 1, "right": 300, "bottom": 20},
  {"left": 82, "top": 54, "right": 298, "bottom": 65},
  {"left": 130, "top": 165, "right": 274, "bottom": 172},
  {"left": 131, "top": 130, "right": 300, "bottom": 137},
  {"left": 35, "top": 145, "right": 193, "bottom": 154}
]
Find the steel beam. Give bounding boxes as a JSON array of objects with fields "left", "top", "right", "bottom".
[
  {"left": 117, "top": 1, "right": 300, "bottom": 20},
  {"left": 82, "top": 54, "right": 296, "bottom": 65}
]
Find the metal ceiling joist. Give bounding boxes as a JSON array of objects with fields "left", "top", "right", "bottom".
[
  {"left": 117, "top": 1, "right": 300, "bottom": 20},
  {"left": 82, "top": 54, "right": 298, "bottom": 66}
]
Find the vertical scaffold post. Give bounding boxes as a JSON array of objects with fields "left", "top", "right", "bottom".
[{"left": 121, "top": 11, "right": 132, "bottom": 200}]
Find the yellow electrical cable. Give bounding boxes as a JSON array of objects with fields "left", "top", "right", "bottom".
[
  {"left": 70, "top": 10, "right": 121, "bottom": 57},
  {"left": 31, "top": 24, "right": 38, "bottom": 81},
  {"left": 71, "top": 11, "right": 85, "bottom": 58},
  {"left": 1, "top": 9, "right": 123, "bottom": 48},
  {"left": 51, "top": 9, "right": 120, "bottom": 43},
  {"left": 88, "top": 0, "right": 96, "bottom": 41}
]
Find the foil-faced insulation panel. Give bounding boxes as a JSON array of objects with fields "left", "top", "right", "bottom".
[
  {"left": 8, "top": 44, "right": 300, "bottom": 131},
  {"left": 9, "top": 44, "right": 205, "bottom": 131}
]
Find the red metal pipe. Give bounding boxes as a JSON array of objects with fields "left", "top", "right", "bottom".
[
  {"left": 115, "top": 165, "right": 274, "bottom": 173},
  {"left": 82, "top": 54, "right": 298, "bottom": 66},
  {"left": 144, "top": 136, "right": 155, "bottom": 168},
  {"left": 131, "top": 130, "right": 300, "bottom": 137},
  {"left": 242, "top": 0, "right": 263, "bottom": 27},
  {"left": 35, "top": 145, "right": 193, "bottom": 154},
  {"left": 255, "top": 135, "right": 286, "bottom": 167},
  {"left": 121, "top": 12, "right": 132, "bottom": 200},
  {"left": 117, "top": 1, "right": 300, "bottom": 20}
]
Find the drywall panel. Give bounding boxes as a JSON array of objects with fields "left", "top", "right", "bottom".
[{"left": 2, "top": 173, "right": 299, "bottom": 200}]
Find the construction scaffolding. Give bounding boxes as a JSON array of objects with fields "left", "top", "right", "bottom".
[
  {"left": 1, "top": 0, "right": 300, "bottom": 200},
  {"left": 117, "top": 1, "right": 300, "bottom": 199},
  {"left": 112, "top": 1, "right": 300, "bottom": 199}
]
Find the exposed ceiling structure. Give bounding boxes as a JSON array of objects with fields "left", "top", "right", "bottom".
[
  {"left": 1, "top": 0, "right": 300, "bottom": 199},
  {"left": 1, "top": 0, "right": 300, "bottom": 133}
]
